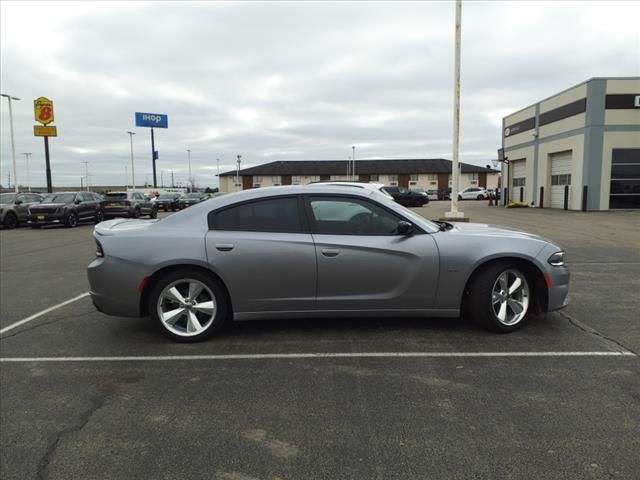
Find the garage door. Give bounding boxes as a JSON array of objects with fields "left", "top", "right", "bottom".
[
  {"left": 510, "top": 160, "right": 526, "bottom": 202},
  {"left": 550, "top": 151, "right": 572, "bottom": 208}
]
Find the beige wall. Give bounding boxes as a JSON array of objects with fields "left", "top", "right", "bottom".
[
  {"left": 539, "top": 113, "right": 586, "bottom": 138},
  {"left": 599, "top": 131, "right": 640, "bottom": 210},
  {"left": 606, "top": 78, "right": 640, "bottom": 94},
  {"left": 504, "top": 106, "right": 536, "bottom": 148},
  {"left": 540, "top": 83, "right": 587, "bottom": 112},
  {"left": 537, "top": 134, "right": 585, "bottom": 210},
  {"left": 503, "top": 145, "right": 535, "bottom": 203}
]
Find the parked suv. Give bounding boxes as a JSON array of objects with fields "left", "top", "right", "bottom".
[
  {"left": 28, "top": 192, "right": 104, "bottom": 228},
  {"left": 382, "top": 186, "right": 429, "bottom": 207},
  {"left": 155, "top": 193, "right": 182, "bottom": 211},
  {"left": 309, "top": 181, "right": 394, "bottom": 200},
  {"left": 0, "top": 192, "right": 43, "bottom": 229},
  {"left": 102, "top": 191, "right": 158, "bottom": 219},
  {"left": 177, "top": 192, "right": 210, "bottom": 209},
  {"left": 458, "top": 187, "right": 489, "bottom": 200}
]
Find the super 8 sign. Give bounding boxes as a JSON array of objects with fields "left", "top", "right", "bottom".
[{"left": 34, "top": 97, "right": 54, "bottom": 125}]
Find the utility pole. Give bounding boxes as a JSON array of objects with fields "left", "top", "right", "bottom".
[
  {"left": 352, "top": 146, "right": 356, "bottom": 180},
  {"left": 187, "top": 149, "right": 192, "bottom": 192},
  {"left": 171, "top": 170, "right": 175, "bottom": 188},
  {"left": 124, "top": 165, "right": 128, "bottom": 189},
  {"left": 236, "top": 155, "right": 242, "bottom": 191},
  {"left": 23, "top": 153, "right": 32, "bottom": 192},
  {"left": 127, "top": 131, "right": 136, "bottom": 191},
  {"left": 82, "top": 161, "right": 89, "bottom": 191},
  {"left": 1, "top": 93, "right": 20, "bottom": 193},
  {"left": 216, "top": 158, "right": 220, "bottom": 187}
]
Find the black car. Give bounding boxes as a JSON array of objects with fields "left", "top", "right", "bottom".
[
  {"left": 177, "top": 193, "right": 210, "bottom": 209},
  {"left": 382, "top": 186, "right": 430, "bottom": 207},
  {"left": 102, "top": 191, "right": 158, "bottom": 219},
  {"left": 155, "top": 193, "right": 182, "bottom": 211},
  {"left": 28, "top": 192, "right": 104, "bottom": 228}
]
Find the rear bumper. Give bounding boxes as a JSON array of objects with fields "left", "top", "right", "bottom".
[
  {"left": 103, "top": 208, "right": 134, "bottom": 218},
  {"left": 87, "top": 256, "right": 145, "bottom": 317}
]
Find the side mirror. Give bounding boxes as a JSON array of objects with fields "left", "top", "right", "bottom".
[
  {"left": 14, "top": 199, "right": 23, "bottom": 205},
  {"left": 397, "top": 221, "right": 414, "bottom": 236},
  {"left": 74, "top": 199, "right": 82, "bottom": 204}
]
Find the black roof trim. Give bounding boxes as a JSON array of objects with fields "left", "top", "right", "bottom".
[{"left": 220, "top": 159, "right": 499, "bottom": 177}]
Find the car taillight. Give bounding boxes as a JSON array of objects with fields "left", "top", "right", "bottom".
[{"left": 95, "top": 239, "right": 104, "bottom": 258}]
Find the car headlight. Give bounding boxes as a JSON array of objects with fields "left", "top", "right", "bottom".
[{"left": 548, "top": 251, "right": 565, "bottom": 267}]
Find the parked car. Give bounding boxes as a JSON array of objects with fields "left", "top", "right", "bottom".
[
  {"left": 102, "top": 191, "right": 158, "bottom": 219},
  {"left": 178, "top": 193, "right": 210, "bottom": 209},
  {"left": 438, "top": 188, "right": 451, "bottom": 201},
  {"left": 87, "top": 185, "right": 569, "bottom": 342},
  {"left": 0, "top": 192, "right": 43, "bottom": 229},
  {"left": 425, "top": 190, "right": 439, "bottom": 201},
  {"left": 382, "top": 186, "right": 429, "bottom": 207},
  {"left": 28, "top": 191, "right": 104, "bottom": 228},
  {"left": 155, "top": 193, "right": 182, "bottom": 211},
  {"left": 458, "top": 187, "right": 489, "bottom": 200},
  {"left": 310, "top": 181, "right": 394, "bottom": 200}
]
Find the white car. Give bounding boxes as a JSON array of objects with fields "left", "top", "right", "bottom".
[
  {"left": 458, "top": 187, "right": 489, "bottom": 200},
  {"left": 310, "top": 181, "right": 394, "bottom": 200}
]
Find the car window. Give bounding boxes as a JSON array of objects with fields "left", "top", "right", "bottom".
[
  {"left": 308, "top": 197, "right": 400, "bottom": 235},
  {"left": 27, "top": 194, "right": 41, "bottom": 203},
  {"left": 42, "top": 193, "right": 76, "bottom": 203},
  {"left": 212, "top": 197, "right": 301, "bottom": 233}
]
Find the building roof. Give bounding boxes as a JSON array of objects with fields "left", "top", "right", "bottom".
[{"left": 219, "top": 159, "right": 499, "bottom": 177}]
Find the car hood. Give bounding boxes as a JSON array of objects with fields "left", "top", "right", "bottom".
[
  {"left": 451, "top": 222, "right": 556, "bottom": 244},
  {"left": 30, "top": 202, "right": 68, "bottom": 209},
  {"left": 95, "top": 218, "right": 158, "bottom": 236}
]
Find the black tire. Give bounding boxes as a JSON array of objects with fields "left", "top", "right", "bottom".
[
  {"left": 149, "top": 269, "right": 230, "bottom": 342},
  {"left": 163, "top": 206, "right": 168, "bottom": 212},
  {"left": 150, "top": 207, "right": 158, "bottom": 219},
  {"left": 465, "top": 262, "right": 532, "bottom": 333},
  {"left": 65, "top": 211, "right": 78, "bottom": 228},
  {"left": 95, "top": 209, "right": 104, "bottom": 223},
  {"left": 133, "top": 207, "right": 141, "bottom": 219},
  {"left": 477, "top": 195, "right": 484, "bottom": 200},
  {"left": 3, "top": 212, "right": 18, "bottom": 229}
]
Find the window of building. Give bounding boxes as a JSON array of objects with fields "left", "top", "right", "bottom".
[
  {"left": 310, "top": 175, "right": 320, "bottom": 182},
  {"left": 211, "top": 197, "right": 301, "bottom": 232},
  {"left": 370, "top": 175, "right": 379, "bottom": 182},
  {"left": 610, "top": 148, "right": 640, "bottom": 208},
  {"left": 550, "top": 174, "right": 570, "bottom": 186},
  {"left": 272, "top": 176, "right": 281, "bottom": 185},
  {"left": 388, "top": 175, "right": 398, "bottom": 182},
  {"left": 409, "top": 174, "right": 419, "bottom": 181},
  {"left": 308, "top": 197, "right": 401, "bottom": 235},
  {"left": 427, "top": 174, "right": 437, "bottom": 182},
  {"left": 330, "top": 175, "right": 341, "bottom": 181},
  {"left": 292, "top": 176, "right": 301, "bottom": 185},
  {"left": 513, "top": 178, "right": 526, "bottom": 187}
]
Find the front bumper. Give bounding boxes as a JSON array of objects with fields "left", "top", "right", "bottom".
[
  {"left": 546, "top": 265, "right": 570, "bottom": 312},
  {"left": 27, "top": 213, "right": 65, "bottom": 225}
]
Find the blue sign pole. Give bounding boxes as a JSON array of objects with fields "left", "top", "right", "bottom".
[{"left": 135, "top": 112, "right": 168, "bottom": 188}]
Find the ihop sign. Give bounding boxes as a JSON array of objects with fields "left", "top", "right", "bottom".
[{"left": 135, "top": 112, "right": 168, "bottom": 128}]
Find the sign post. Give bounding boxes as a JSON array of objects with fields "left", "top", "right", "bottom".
[
  {"left": 135, "top": 112, "right": 168, "bottom": 188},
  {"left": 34, "top": 97, "right": 57, "bottom": 193}
]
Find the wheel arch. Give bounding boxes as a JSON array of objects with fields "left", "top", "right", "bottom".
[
  {"left": 139, "top": 264, "right": 233, "bottom": 317},
  {"left": 461, "top": 256, "right": 548, "bottom": 315}
]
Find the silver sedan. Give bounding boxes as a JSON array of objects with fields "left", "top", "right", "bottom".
[{"left": 87, "top": 185, "right": 569, "bottom": 342}]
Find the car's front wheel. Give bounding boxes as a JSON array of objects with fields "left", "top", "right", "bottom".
[
  {"left": 95, "top": 209, "right": 104, "bottom": 223},
  {"left": 149, "top": 270, "right": 230, "bottom": 342},
  {"left": 466, "top": 262, "right": 531, "bottom": 332},
  {"left": 65, "top": 211, "right": 78, "bottom": 228},
  {"left": 3, "top": 212, "right": 18, "bottom": 229},
  {"left": 150, "top": 207, "right": 158, "bottom": 219}
]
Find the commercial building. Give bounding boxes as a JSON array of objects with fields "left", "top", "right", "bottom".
[
  {"left": 501, "top": 77, "right": 640, "bottom": 210},
  {"left": 219, "top": 158, "right": 499, "bottom": 194}
]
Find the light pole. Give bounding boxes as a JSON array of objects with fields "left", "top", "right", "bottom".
[
  {"left": 1, "top": 93, "right": 21, "bottom": 193},
  {"left": 124, "top": 165, "right": 128, "bottom": 189},
  {"left": 82, "top": 161, "right": 89, "bottom": 191},
  {"left": 236, "top": 155, "right": 242, "bottom": 191},
  {"left": 23, "top": 153, "right": 32, "bottom": 192},
  {"left": 352, "top": 146, "right": 356, "bottom": 180},
  {"left": 347, "top": 156, "right": 351, "bottom": 179},
  {"left": 126, "top": 131, "right": 136, "bottom": 191},
  {"left": 187, "top": 149, "right": 192, "bottom": 192}
]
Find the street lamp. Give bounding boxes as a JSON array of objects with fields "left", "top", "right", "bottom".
[
  {"left": 236, "top": 155, "right": 242, "bottom": 191},
  {"left": 352, "top": 146, "right": 356, "bottom": 180},
  {"left": 187, "top": 149, "right": 192, "bottom": 192},
  {"left": 82, "top": 161, "right": 89, "bottom": 191},
  {"left": 1, "top": 93, "right": 21, "bottom": 193},
  {"left": 22, "top": 153, "right": 32, "bottom": 192},
  {"left": 126, "top": 131, "right": 136, "bottom": 191}
]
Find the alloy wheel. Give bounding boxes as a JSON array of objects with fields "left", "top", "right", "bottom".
[
  {"left": 491, "top": 269, "right": 530, "bottom": 326},
  {"left": 157, "top": 279, "right": 217, "bottom": 337}
]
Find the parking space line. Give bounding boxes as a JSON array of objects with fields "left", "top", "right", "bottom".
[
  {"left": 0, "top": 292, "right": 90, "bottom": 336},
  {"left": 0, "top": 351, "right": 635, "bottom": 363}
]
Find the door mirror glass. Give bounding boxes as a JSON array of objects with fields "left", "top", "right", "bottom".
[
  {"left": 14, "top": 199, "right": 23, "bottom": 205},
  {"left": 397, "top": 221, "right": 414, "bottom": 236},
  {"left": 75, "top": 199, "right": 82, "bottom": 204}
]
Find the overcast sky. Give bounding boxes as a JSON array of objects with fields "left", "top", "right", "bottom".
[{"left": 1, "top": 1, "right": 638, "bottom": 189}]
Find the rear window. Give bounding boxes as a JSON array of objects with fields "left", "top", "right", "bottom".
[
  {"left": 211, "top": 197, "right": 301, "bottom": 233},
  {"left": 104, "top": 193, "right": 127, "bottom": 200}
]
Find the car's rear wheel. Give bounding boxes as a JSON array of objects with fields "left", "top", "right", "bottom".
[
  {"left": 95, "top": 209, "right": 104, "bottom": 223},
  {"left": 150, "top": 207, "right": 158, "bottom": 219},
  {"left": 466, "top": 262, "right": 531, "bottom": 332},
  {"left": 150, "top": 270, "right": 229, "bottom": 342},
  {"left": 3, "top": 212, "right": 18, "bottom": 229},
  {"left": 133, "top": 207, "right": 141, "bottom": 219},
  {"left": 65, "top": 211, "right": 78, "bottom": 228}
]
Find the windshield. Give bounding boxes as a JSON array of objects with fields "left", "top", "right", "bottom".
[
  {"left": 42, "top": 194, "right": 76, "bottom": 204},
  {"left": 185, "top": 193, "right": 201, "bottom": 198},
  {"left": 0, "top": 194, "right": 16, "bottom": 204}
]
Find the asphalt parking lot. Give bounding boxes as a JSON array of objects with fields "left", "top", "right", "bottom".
[{"left": 1, "top": 203, "right": 639, "bottom": 480}]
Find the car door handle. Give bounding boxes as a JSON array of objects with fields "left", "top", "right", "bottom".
[
  {"left": 321, "top": 249, "right": 339, "bottom": 257},
  {"left": 215, "top": 244, "right": 234, "bottom": 252}
]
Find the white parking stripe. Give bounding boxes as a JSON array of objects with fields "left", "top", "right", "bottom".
[
  {"left": 0, "top": 292, "right": 90, "bottom": 336},
  {"left": 0, "top": 351, "right": 635, "bottom": 363}
]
